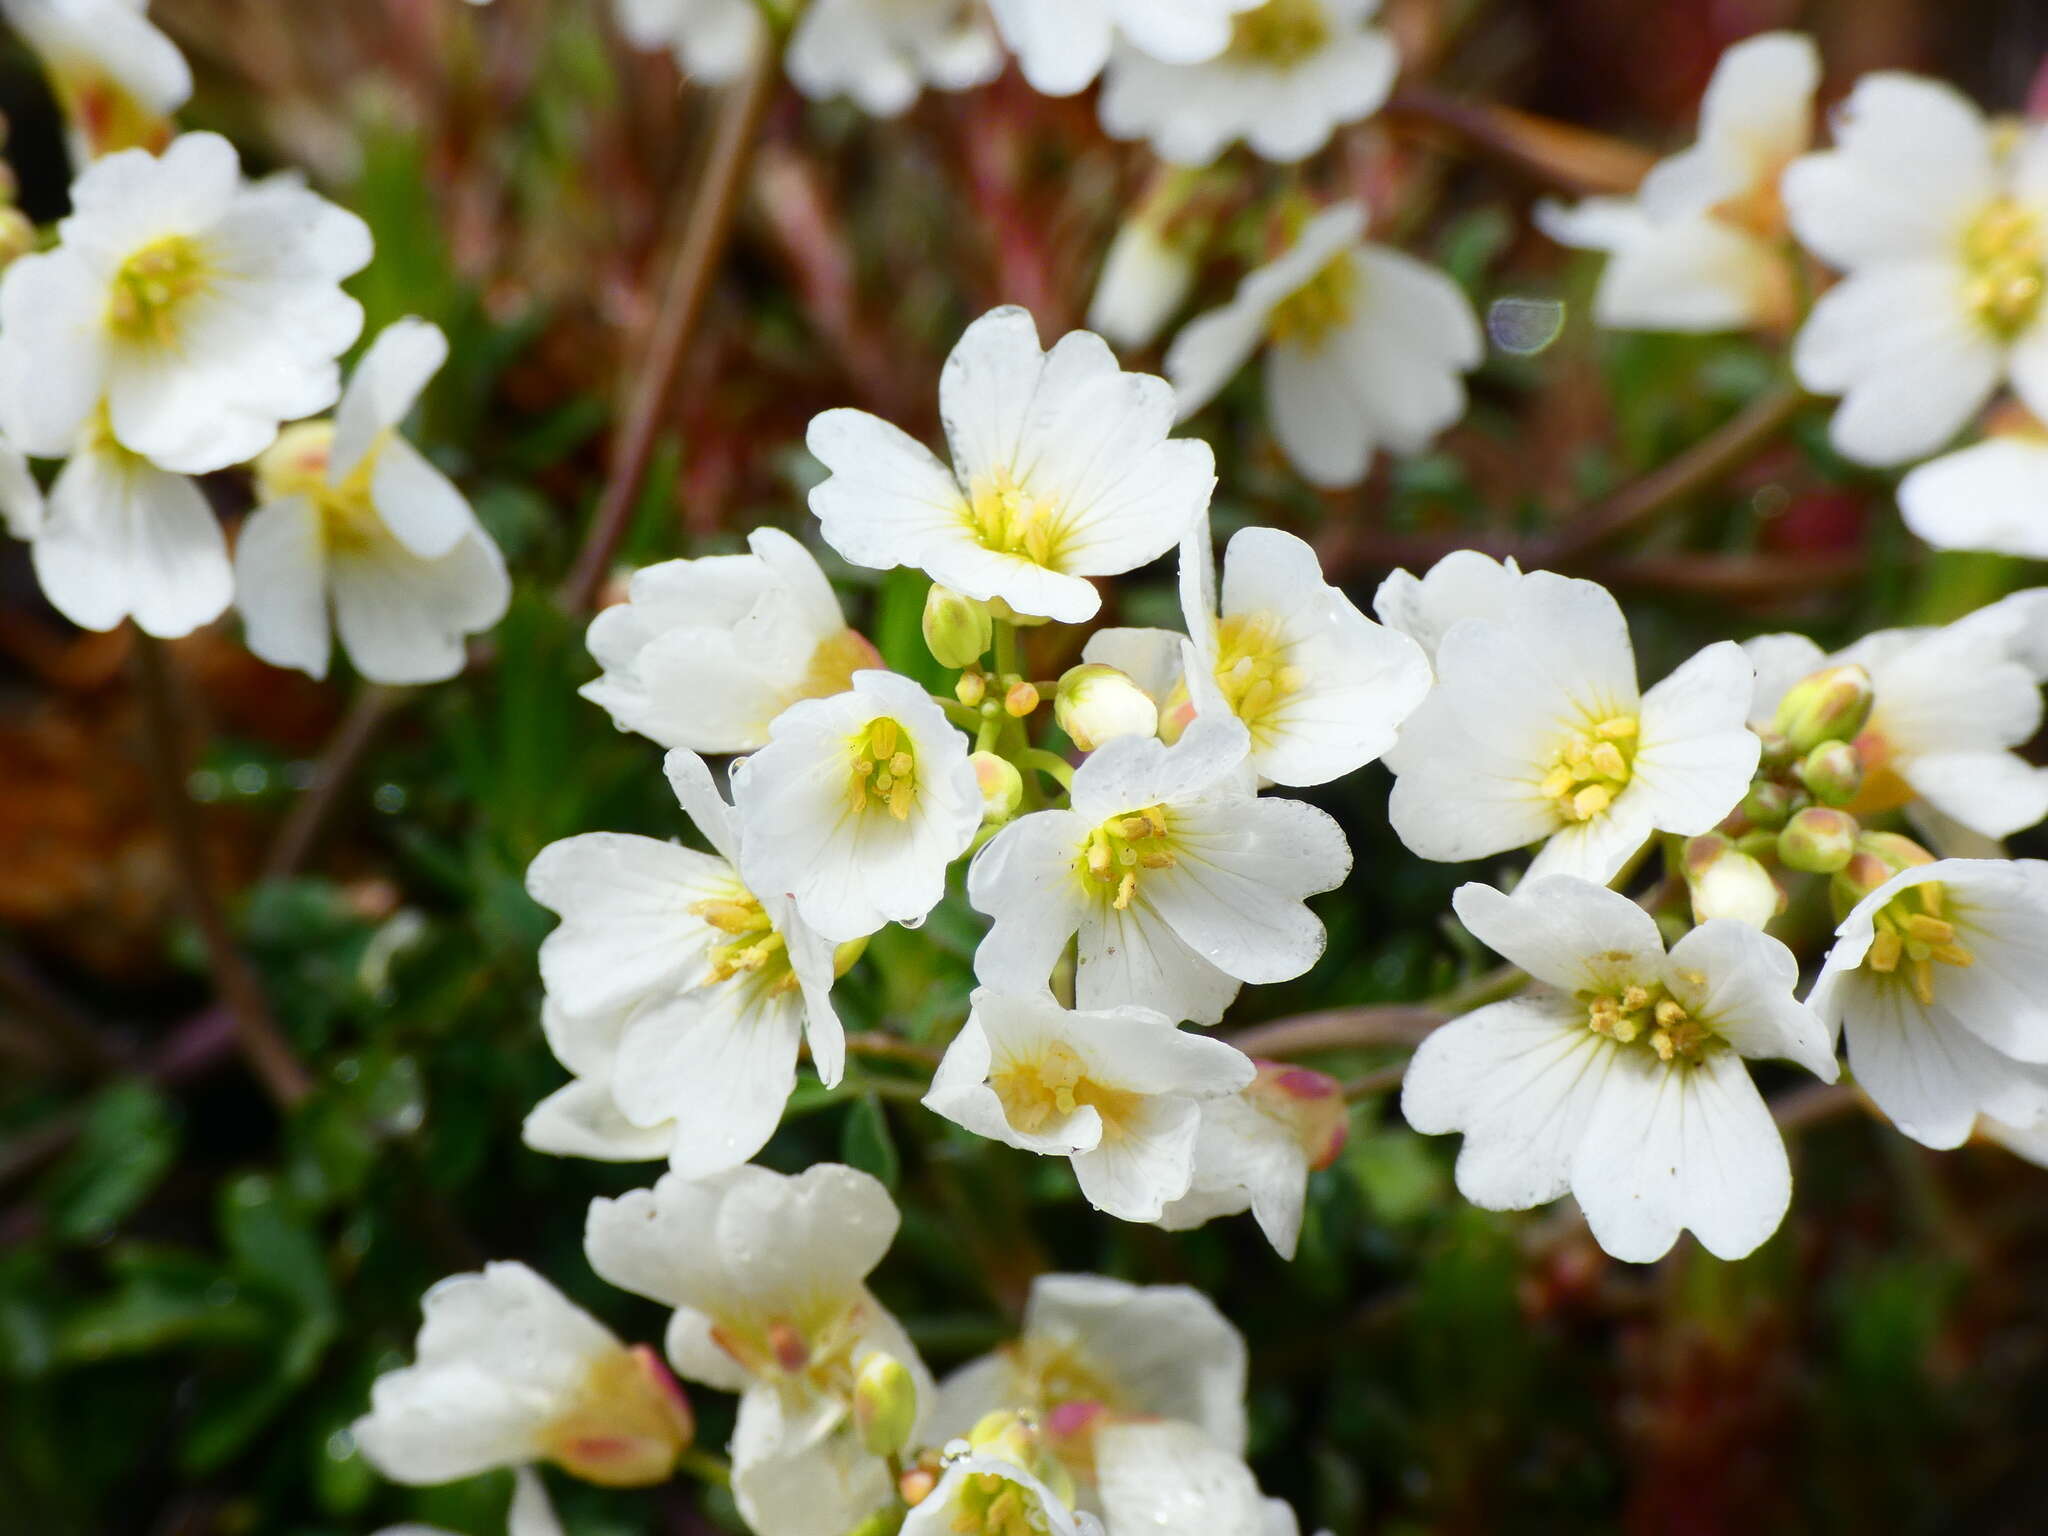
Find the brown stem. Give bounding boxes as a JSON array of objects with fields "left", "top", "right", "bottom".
[
  {"left": 262, "top": 682, "right": 403, "bottom": 883},
  {"left": 133, "top": 634, "right": 311, "bottom": 1109},
  {"left": 556, "top": 52, "right": 778, "bottom": 614},
  {"left": 1383, "top": 87, "right": 1656, "bottom": 197},
  {"left": 1343, "top": 1063, "right": 1409, "bottom": 1102},
  {"left": 1542, "top": 380, "right": 1811, "bottom": 561},
  {"left": 1771, "top": 1080, "right": 1862, "bottom": 1133},
  {"left": 843, "top": 1031, "right": 943, "bottom": 1070},
  {"left": 1228, "top": 1005, "right": 1443, "bottom": 1059}
]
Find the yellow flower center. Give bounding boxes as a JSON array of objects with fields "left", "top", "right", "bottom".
[
  {"left": 966, "top": 468, "right": 1069, "bottom": 571},
  {"left": 847, "top": 715, "right": 917, "bottom": 821},
  {"left": 1865, "top": 880, "right": 1975, "bottom": 1006},
  {"left": 1002, "top": 1332, "right": 1124, "bottom": 1416},
  {"left": 944, "top": 1411, "right": 1077, "bottom": 1535},
  {"left": 107, "top": 234, "right": 210, "bottom": 346},
  {"left": 691, "top": 888, "right": 798, "bottom": 996},
  {"left": 1266, "top": 250, "right": 1359, "bottom": 350},
  {"left": 1539, "top": 713, "right": 1639, "bottom": 824},
  {"left": 707, "top": 1296, "right": 872, "bottom": 1399},
  {"left": 1963, "top": 197, "right": 2047, "bottom": 338},
  {"left": 1078, "top": 805, "right": 1176, "bottom": 911},
  {"left": 1213, "top": 611, "right": 1306, "bottom": 743},
  {"left": 1582, "top": 975, "right": 1713, "bottom": 1065},
  {"left": 991, "top": 1039, "right": 1144, "bottom": 1139},
  {"left": 537, "top": 1344, "right": 693, "bottom": 1489},
  {"left": 1228, "top": 0, "right": 1332, "bottom": 66},
  {"left": 255, "top": 421, "right": 389, "bottom": 554}
]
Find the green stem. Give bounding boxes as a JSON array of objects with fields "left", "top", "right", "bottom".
[
  {"left": 931, "top": 694, "right": 983, "bottom": 731},
  {"left": 678, "top": 1447, "right": 732, "bottom": 1486},
  {"left": 992, "top": 618, "right": 1021, "bottom": 681},
  {"left": 1015, "top": 747, "right": 1075, "bottom": 791}
]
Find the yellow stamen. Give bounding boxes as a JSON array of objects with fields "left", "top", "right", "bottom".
[
  {"left": 1078, "top": 804, "right": 1176, "bottom": 908},
  {"left": 107, "top": 234, "right": 210, "bottom": 346},
  {"left": 1266, "top": 250, "right": 1359, "bottom": 349},
  {"left": 1228, "top": 0, "right": 1333, "bottom": 67},
  {"left": 1963, "top": 197, "right": 2047, "bottom": 338},
  {"left": 1541, "top": 711, "right": 1640, "bottom": 824},
  {"left": 965, "top": 467, "right": 1068, "bottom": 572},
  {"left": 846, "top": 717, "right": 918, "bottom": 821}
]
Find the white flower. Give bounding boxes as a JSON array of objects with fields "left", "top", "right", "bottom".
[
  {"left": 729, "top": 669, "right": 981, "bottom": 943},
  {"left": 1155, "top": 1061, "right": 1347, "bottom": 1259},
  {"left": 1898, "top": 430, "right": 2048, "bottom": 558},
  {"left": 933, "top": 1272, "right": 1248, "bottom": 1456},
  {"left": 807, "top": 305, "right": 1214, "bottom": 624},
  {"left": 525, "top": 750, "right": 846, "bottom": 1176},
  {"left": 234, "top": 319, "right": 509, "bottom": 684},
  {"left": 969, "top": 716, "right": 1350, "bottom": 1024},
  {"left": 1055, "top": 663, "right": 1161, "bottom": 752},
  {"left": 613, "top": 0, "right": 765, "bottom": 84},
  {"left": 0, "top": 435, "right": 41, "bottom": 540},
  {"left": 1, "top": 0, "right": 190, "bottom": 164},
  {"left": 924, "top": 990, "right": 1256, "bottom": 1221},
  {"left": 786, "top": 0, "right": 1002, "bottom": 116},
  {"left": 1809, "top": 858, "right": 2048, "bottom": 1149},
  {"left": 1386, "top": 570, "right": 1760, "bottom": 884},
  {"left": 25, "top": 423, "right": 229, "bottom": 637},
  {"left": 1402, "top": 876, "right": 1838, "bottom": 1262},
  {"left": 1099, "top": 0, "right": 1400, "bottom": 167},
  {"left": 1096, "top": 1420, "right": 1272, "bottom": 1536},
  {"left": 1372, "top": 548, "right": 1525, "bottom": 672},
  {"left": 353, "top": 1261, "right": 692, "bottom": 1488},
  {"left": 585, "top": 1163, "right": 931, "bottom": 1536},
  {"left": 1782, "top": 73, "right": 2048, "bottom": 466},
  {"left": 1981, "top": 1113, "right": 2048, "bottom": 1167},
  {"left": 985, "top": 0, "right": 1257, "bottom": 97},
  {"left": 901, "top": 1451, "right": 1092, "bottom": 1536},
  {"left": 1176, "top": 518, "right": 1429, "bottom": 785},
  {"left": 1536, "top": 32, "right": 1816, "bottom": 333},
  {"left": 1089, "top": 218, "right": 1199, "bottom": 352},
  {"left": 372, "top": 1466, "right": 562, "bottom": 1536},
  {"left": 1165, "top": 203, "right": 1482, "bottom": 488},
  {"left": 0, "top": 131, "right": 370, "bottom": 475},
  {"left": 521, "top": 999, "right": 677, "bottom": 1164},
  {"left": 582, "top": 527, "right": 878, "bottom": 754},
  {"left": 1744, "top": 606, "right": 2048, "bottom": 846}
]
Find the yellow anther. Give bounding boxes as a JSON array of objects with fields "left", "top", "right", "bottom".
[
  {"left": 1653, "top": 999, "right": 1688, "bottom": 1028},
  {"left": 966, "top": 468, "right": 1068, "bottom": 572},
  {"left": 1542, "top": 711, "right": 1640, "bottom": 824},
  {"left": 690, "top": 891, "right": 798, "bottom": 994},
  {"left": 1114, "top": 871, "right": 1138, "bottom": 910},
  {"left": 1266, "top": 249, "right": 1360, "bottom": 349},
  {"left": 1571, "top": 784, "right": 1614, "bottom": 820},
  {"left": 1078, "top": 804, "right": 1176, "bottom": 906},
  {"left": 1868, "top": 928, "right": 1903, "bottom": 973},
  {"left": 1584, "top": 980, "right": 1711, "bottom": 1064},
  {"left": 107, "top": 235, "right": 209, "bottom": 346},
  {"left": 1963, "top": 197, "right": 2047, "bottom": 337},
  {"left": 847, "top": 717, "right": 918, "bottom": 819},
  {"left": 1904, "top": 914, "right": 1954, "bottom": 944}
]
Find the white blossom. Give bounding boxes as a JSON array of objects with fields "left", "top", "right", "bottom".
[
  {"left": 1782, "top": 73, "right": 2048, "bottom": 466},
  {"left": 1099, "top": 0, "right": 1399, "bottom": 167},
  {"left": 808, "top": 305, "right": 1214, "bottom": 624},
  {"left": 1155, "top": 1061, "right": 1347, "bottom": 1259},
  {"left": 1373, "top": 548, "right": 1525, "bottom": 672},
  {"left": 925, "top": 990, "right": 1255, "bottom": 1221},
  {"left": 1096, "top": 1420, "right": 1273, "bottom": 1536},
  {"left": 1403, "top": 876, "right": 1837, "bottom": 1262},
  {"left": 1898, "top": 430, "right": 2048, "bottom": 559},
  {"left": 730, "top": 669, "right": 981, "bottom": 943},
  {"left": 234, "top": 318, "right": 508, "bottom": 683},
  {"left": 1537, "top": 32, "right": 1816, "bottom": 333},
  {"left": 1809, "top": 858, "right": 2048, "bottom": 1149},
  {"left": 1386, "top": 570, "right": 1760, "bottom": 884},
  {"left": 1, "top": 0, "right": 190, "bottom": 165},
  {"left": 1089, "top": 218, "right": 1199, "bottom": 352},
  {"left": 1165, "top": 203, "right": 1481, "bottom": 488},
  {"left": 786, "top": 0, "right": 1002, "bottom": 116},
  {"left": 521, "top": 998, "right": 676, "bottom": 1165},
  {"left": 970, "top": 716, "right": 1350, "bottom": 1025},
  {"left": 901, "top": 1451, "right": 1093, "bottom": 1536},
  {"left": 353, "top": 1262, "right": 691, "bottom": 1488},
  {"left": 525, "top": 750, "right": 846, "bottom": 1177},
  {"left": 985, "top": 0, "right": 1258, "bottom": 97},
  {"left": 613, "top": 0, "right": 765, "bottom": 84},
  {"left": 0, "top": 130, "right": 370, "bottom": 475}
]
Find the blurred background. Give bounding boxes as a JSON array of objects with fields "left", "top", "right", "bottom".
[{"left": 6, "top": 0, "right": 2048, "bottom": 1531}]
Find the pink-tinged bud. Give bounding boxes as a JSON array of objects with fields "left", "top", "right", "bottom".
[
  {"left": 899, "top": 1465, "right": 939, "bottom": 1507},
  {"left": 1831, "top": 830, "right": 1937, "bottom": 912},
  {"left": 1799, "top": 740, "right": 1863, "bottom": 807},
  {"left": 970, "top": 751, "right": 1023, "bottom": 823},
  {"left": 1777, "top": 807, "right": 1858, "bottom": 874},
  {"left": 1054, "top": 663, "right": 1159, "bottom": 751},
  {"left": 1248, "top": 1061, "right": 1348, "bottom": 1169},
  {"left": 1684, "top": 835, "right": 1781, "bottom": 926},
  {"left": 1003, "top": 680, "right": 1041, "bottom": 717},
  {"left": 542, "top": 1344, "right": 693, "bottom": 1488},
  {"left": 1738, "top": 780, "right": 1794, "bottom": 830},
  {"left": 1755, "top": 730, "right": 1797, "bottom": 772},
  {"left": 1771, "top": 664, "right": 1875, "bottom": 753}
]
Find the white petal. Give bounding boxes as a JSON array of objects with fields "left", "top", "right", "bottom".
[
  {"left": 612, "top": 989, "right": 803, "bottom": 1176},
  {"left": 1096, "top": 1421, "right": 1268, "bottom": 1536},
  {"left": 1630, "top": 639, "right": 1761, "bottom": 834},
  {"left": 233, "top": 495, "right": 331, "bottom": 677},
  {"left": 526, "top": 832, "right": 730, "bottom": 1015},
  {"left": 35, "top": 446, "right": 231, "bottom": 638},
  {"left": 1899, "top": 437, "right": 2048, "bottom": 559},
  {"left": 1665, "top": 921, "right": 1837, "bottom": 1080},
  {"left": 333, "top": 317, "right": 447, "bottom": 483}
]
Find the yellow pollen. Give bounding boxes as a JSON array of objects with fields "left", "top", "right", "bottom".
[
  {"left": 1228, "top": 0, "right": 1333, "bottom": 66},
  {"left": 991, "top": 1040, "right": 1144, "bottom": 1140},
  {"left": 1541, "top": 712, "right": 1639, "bottom": 824},
  {"left": 1078, "top": 805, "right": 1175, "bottom": 909},
  {"left": 847, "top": 717, "right": 918, "bottom": 820},
  {"left": 1267, "top": 250, "right": 1359, "bottom": 349},
  {"left": 1213, "top": 611, "right": 1306, "bottom": 741},
  {"left": 1866, "top": 880, "right": 1975, "bottom": 1005},
  {"left": 690, "top": 889, "right": 799, "bottom": 995},
  {"left": 1584, "top": 979, "right": 1713, "bottom": 1065},
  {"left": 965, "top": 467, "right": 1066, "bottom": 571},
  {"left": 107, "top": 234, "right": 210, "bottom": 346},
  {"left": 254, "top": 420, "right": 392, "bottom": 553},
  {"left": 1963, "top": 198, "right": 2047, "bottom": 337}
]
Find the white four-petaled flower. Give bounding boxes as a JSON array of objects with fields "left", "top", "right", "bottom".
[{"left": 2, "top": 0, "right": 190, "bottom": 165}]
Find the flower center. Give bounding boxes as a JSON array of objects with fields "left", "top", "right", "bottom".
[
  {"left": 1228, "top": 0, "right": 1332, "bottom": 66},
  {"left": 1865, "top": 880, "right": 1975, "bottom": 1006},
  {"left": 1583, "top": 978, "right": 1713, "bottom": 1065},
  {"left": 1213, "top": 611, "right": 1306, "bottom": 742},
  {"left": 1963, "top": 198, "right": 2047, "bottom": 338},
  {"left": 991, "top": 1039, "right": 1143, "bottom": 1138},
  {"left": 1003, "top": 1332, "right": 1124, "bottom": 1417},
  {"left": 847, "top": 716, "right": 917, "bottom": 820},
  {"left": 1539, "top": 713, "right": 1639, "bottom": 823},
  {"left": 951, "top": 1471, "right": 1052, "bottom": 1536},
  {"left": 107, "top": 235, "right": 210, "bottom": 346},
  {"left": 1079, "top": 805, "right": 1176, "bottom": 910},
  {"left": 691, "top": 889, "right": 798, "bottom": 995},
  {"left": 255, "top": 421, "right": 389, "bottom": 553},
  {"left": 1266, "top": 250, "right": 1359, "bottom": 349},
  {"left": 708, "top": 1297, "right": 874, "bottom": 1403},
  {"left": 965, "top": 468, "right": 1067, "bottom": 571},
  {"left": 537, "top": 1344, "right": 693, "bottom": 1489},
  {"left": 944, "top": 1411, "right": 1077, "bottom": 1536}
]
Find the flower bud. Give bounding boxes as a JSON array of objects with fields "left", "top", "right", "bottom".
[
  {"left": 853, "top": 1352, "right": 918, "bottom": 1459},
  {"left": 1799, "top": 739, "right": 1863, "bottom": 807},
  {"left": 1683, "top": 835, "right": 1780, "bottom": 926},
  {"left": 1246, "top": 1061, "right": 1348, "bottom": 1169},
  {"left": 955, "top": 670, "right": 987, "bottom": 708},
  {"left": 1054, "top": 663, "right": 1159, "bottom": 751},
  {"left": 1739, "top": 780, "right": 1794, "bottom": 830},
  {"left": 542, "top": 1344, "right": 694, "bottom": 1488},
  {"left": 1827, "top": 829, "right": 1937, "bottom": 910},
  {"left": 970, "top": 751, "right": 1022, "bottom": 822},
  {"left": 1770, "top": 664, "right": 1875, "bottom": 753},
  {"left": 1777, "top": 807, "right": 1858, "bottom": 874},
  {"left": 1088, "top": 218, "right": 1198, "bottom": 351},
  {"left": 1754, "top": 730, "right": 1797, "bottom": 772},
  {"left": 923, "top": 585, "right": 992, "bottom": 669},
  {"left": 1003, "top": 679, "right": 1040, "bottom": 717}
]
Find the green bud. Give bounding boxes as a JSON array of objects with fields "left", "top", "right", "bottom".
[
  {"left": 843, "top": 1512, "right": 906, "bottom": 1536},
  {"left": 922, "top": 585, "right": 992, "bottom": 669},
  {"left": 1755, "top": 730, "right": 1798, "bottom": 772},
  {"left": 1798, "top": 740, "right": 1863, "bottom": 807},
  {"left": 1777, "top": 807, "right": 1858, "bottom": 874},
  {"left": 969, "top": 751, "right": 1022, "bottom": 823},
  {"left": 1770, "top": 664, "right": 1875, "bottom": 753},
  {"left": 1826, "top": 830, "right": 1937, "bottom": 911},
  {"left": 1739, "top": 780, "right": 1794, "bottom": 830},
  {"left": 853, "top": 1353, "right": 918, "bottom": 1460},
  {"left": 1734, "top": 828, "right": 1781, "bottom": 861}
]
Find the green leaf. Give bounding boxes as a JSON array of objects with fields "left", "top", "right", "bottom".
[
  {"left": 38, "top": 1083, "right": 179, "bottom": 1244},
  {"left": 840, "top": 1095, "right": 901, "bottom": 1190}
]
